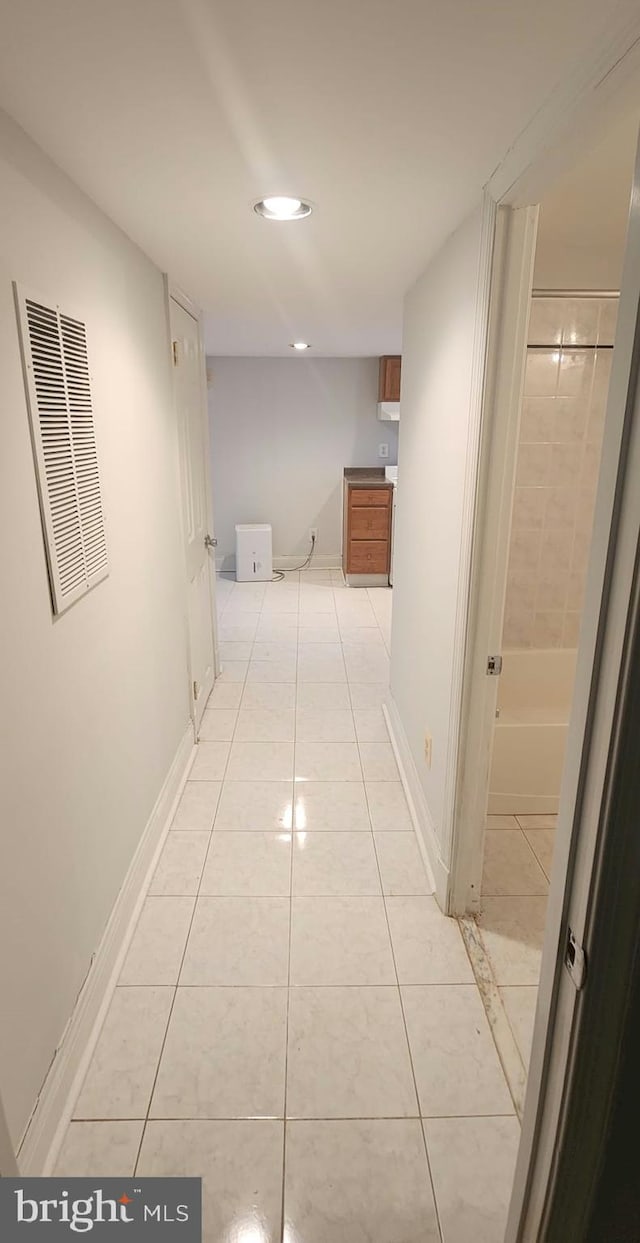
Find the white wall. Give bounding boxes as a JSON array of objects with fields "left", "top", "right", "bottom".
[
  {"left": 208, "top": 357, "right": 398, "bottom": 566},
  {"left": 0, "top": 111, "right": 190, "bottom": 1149},
  {"left": 390, "top": 205, "right": 484, "bottom": 882},
  {"left": 533, "top": 239, "right": 625, "bottom": 290},
  {"left": 532, "top": 107, "right": 636, "bottom": 291}
]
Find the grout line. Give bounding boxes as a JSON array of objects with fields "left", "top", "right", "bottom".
[
  {"left": 365, "top": 781, "right": 444, "bottom": 1242},
  {"left": 115, "top": 979, "right": 500, "bottom": 990},
  {"left": 485, "top": 821, "right": 551, "bottom": 894},
  {"left": 73, "top": 1111, "right": 517, "bottom": 1125},
  {"left": 518, "top": 824, "right": 554, "bottom": 884},
  {"left": 280, "top": 592, "right": 297, "bottom": 1243},
  {"left": 132, "top": 695, "right": 238, "bottom": 1177}
]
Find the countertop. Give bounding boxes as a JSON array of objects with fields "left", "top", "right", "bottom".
[{"left": 343, "top": 467, "right": 392, "bottom": 487}]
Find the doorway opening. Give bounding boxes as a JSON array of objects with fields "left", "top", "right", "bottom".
[{"left": 472, "top": 107, "right": 639, "bottom": 1094}]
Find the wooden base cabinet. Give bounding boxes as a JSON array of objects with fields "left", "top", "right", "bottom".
[{"left": 342, "top": 479, "right": 392, "bottom": 586}]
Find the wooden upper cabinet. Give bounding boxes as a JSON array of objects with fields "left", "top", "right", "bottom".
[{"left": 378, "top": 355, "right": 401, "bottom": 403}]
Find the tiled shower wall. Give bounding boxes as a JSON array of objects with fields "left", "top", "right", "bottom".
[{"left": 503, "top": 295, "right": 617, "bottom": 650}]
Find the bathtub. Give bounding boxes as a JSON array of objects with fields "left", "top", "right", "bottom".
[{"left": 488, "top": 649, "right": 577, "bottom": 816}]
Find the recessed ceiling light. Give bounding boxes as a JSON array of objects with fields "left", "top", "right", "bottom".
[
  {"left": 254, "top": 196, "right": 313, "bottom": 221},
  {"left": 290, "top": 342, "right": 311, "bottom": 350}
]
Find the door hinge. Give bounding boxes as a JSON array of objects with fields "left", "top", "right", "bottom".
[
  {"left": 487, "top": 654, "right": 503, "bottom": 676},
  {"left": 565, "top": 926, "right": 587, "bottom": 990},
  {"left": 193, "top": 679, "right": 199, "bottom": 701},
  {"left": 204, "top": 534, "right": 218, "bottom": 549},
  {"left": 172, "top": 339, "right": 179, "bottom": 366}
]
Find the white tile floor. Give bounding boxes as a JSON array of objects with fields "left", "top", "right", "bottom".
[
  {"left": 480, "top": 813, "right": 557, "bottom": 1069},
  {"left": 55, "top": 571, "right": 520, "bottom": 1242}
]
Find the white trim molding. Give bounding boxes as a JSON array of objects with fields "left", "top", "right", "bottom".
[
  {"left": 383, "top": 695, "right": 444, "bottom": 905},
  {"left": 440, "top": 190, "right": 497, "bottom": 884},
  {"left": 449, "top": 205, "right": 539, "bottom": 916},
  {"left": 489, "top": 16, "right": 640, "bottom": 206},
  {"left": 17, "top": 723, "right": 196, "bottom": 1176}
]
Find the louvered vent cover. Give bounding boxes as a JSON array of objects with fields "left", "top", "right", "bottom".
[{"left": 14, "top": 284, "right": 108, "bottom": 614}]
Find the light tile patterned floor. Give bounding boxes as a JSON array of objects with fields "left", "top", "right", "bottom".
[
  {"left": 480, "top": 813, "right": 557, "bottom": 1069},
  {"left": 55, "top": 571, "right": 520, "bottom": 1242}
]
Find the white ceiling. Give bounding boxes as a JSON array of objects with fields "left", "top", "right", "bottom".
[{"left": 0, "top": 0, "right": 637, "bottom": 355}]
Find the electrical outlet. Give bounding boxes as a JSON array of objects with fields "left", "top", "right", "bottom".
[
  {"left": 309, "top": 527, "right": 318, "bottom": 543},
  {"left": 378, "top": 443, "right": 389, "bottom": 459},
  {"left": 424, "top": 733, "right": 433, "bottom": 769}
]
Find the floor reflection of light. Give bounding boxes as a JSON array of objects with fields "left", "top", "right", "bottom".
[
  {"left": 277, "top": 833, "right": 292, "bottom": 843},
  {"left": 294, "top": 798, "right": 307, "bottom": 830},
  {"left": 233, "top": 1220, "right": 269, "bottom": 1243},
  {"left": 282, "top": 802, "right": 293, "bottom": 830},
  {"left": 295, "top": 831, "right": 307, "bottom": 848}
]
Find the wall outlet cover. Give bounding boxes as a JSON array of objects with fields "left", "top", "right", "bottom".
[{"left": 378, "top": 443, "right": 390, "bottom": 459}]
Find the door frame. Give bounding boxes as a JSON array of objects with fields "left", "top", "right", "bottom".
[
  {"left": 164, "top": 278, "right": 220, "bottom": 736},
  {"left": 449, "top": 201, "right": 538, "bottom": 915}
]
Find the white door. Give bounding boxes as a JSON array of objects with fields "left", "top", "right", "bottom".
[{"left": 170, "top": 295, "right": 217, "bottom": 733}]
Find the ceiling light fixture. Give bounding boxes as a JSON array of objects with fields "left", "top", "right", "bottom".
[
  {"left": 254, "top": 196, "right": 313, "bottom": 221},
  {"left": 290, "top": 342, "right": 311, "bottom": 350}
]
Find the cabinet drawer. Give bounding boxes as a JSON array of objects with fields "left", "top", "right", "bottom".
[
  {"left": 349, "top": 506, "right": 390, "bottom": 541},
  {"left": 350, "top": 487, "right": 391, "bottom": 507},
  {"left": 347, "top": 540, "right": 389, "bottom": 575}
]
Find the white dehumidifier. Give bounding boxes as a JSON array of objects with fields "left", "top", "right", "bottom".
[{"left": 235, "top": 523, "right": 273, "bottom": 582}]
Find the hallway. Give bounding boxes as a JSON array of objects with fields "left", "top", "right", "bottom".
[{"left": 53, "top": 571, "right": 520, "bottom": 1242}]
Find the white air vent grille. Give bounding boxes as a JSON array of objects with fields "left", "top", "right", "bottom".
[{"left": 15, "top": 285, "right": 108, "bottom": 614}]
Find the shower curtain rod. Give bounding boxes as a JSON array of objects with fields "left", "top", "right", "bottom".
[{"left": 532, "top": 289, "right": 619, "bottom": 299}]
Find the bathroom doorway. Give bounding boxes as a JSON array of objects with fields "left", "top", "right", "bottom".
[
  {"left": 445, "top": 96, "right": 640, "bottom": 1236},
  {"left": 472, "top": 103, "right": 637, "bottom": 1061},
  {"left": 450, "top": 100, "right": 640, "bottom": 1096},
  {"left": 481, "top": 289, "right": 620, "bottom": 1074},
  {"left": 479, "top": 109, "right": 639, "bottom": 1078}
]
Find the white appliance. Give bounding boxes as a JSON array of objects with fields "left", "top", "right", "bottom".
[
  {"left": 385, "top": 466, "right": 398, "bottom": 585},
  {"left": 235, "top": 523, "right": 273, "bottom": 581}
]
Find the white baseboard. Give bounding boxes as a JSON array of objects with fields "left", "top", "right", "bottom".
[
  {"left": 344, "top": 573, "right": 389, "bottom": 587},
  {"left": 216, "top": 552, "right": 342, "bottom": 573},
  {"left": 383, "top": 695, "right": 449, "bottom": 909},
  {"left": 274, "top": 554, "right": 342, "bottom": 571},
  {"left": 18, "top": 722, "right": 196, "bottom": 1176}
]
